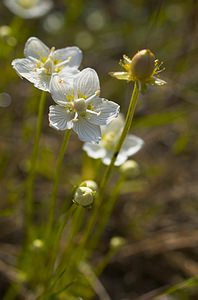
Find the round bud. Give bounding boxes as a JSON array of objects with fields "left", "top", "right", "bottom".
[
  {"left": 120, "top": 160, "right": 140, "bottom": 179},
  {"left": 110, "top": 236, "right": 126, "bottom": 250},
  {"left": 73, "top": 186, "right": 94, "bottom": 207},
  {"left": 31, "top": 239, "right": 44, "bottom": 251},
  {"left": 74, "top": 98, "right": 87, "bottom": 113},
  {"left": 130, "top": 49, "right": 155, "bottom": 81},
  {"left": 80, "top": 180, "right": 98, "bottom": 192},
  {"left": 0, "top": 26, "right": 11, "bottom": 38}
]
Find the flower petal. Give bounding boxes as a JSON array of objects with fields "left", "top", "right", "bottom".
[
  {"left": 121, "top": 135, "right": 144, "bottom": 156},
  {"left": 101, "top": 114, "right": 124, "bottom": 135},
  {"left": 12, "top": 58, "right": 36, "bottom": 83},
  {"left": 4, "top": 0, "right": 53, "bottom": 19},
  {"left": 49, "top": 105, "right": 74, "bottom": 130},
  {"left": 73, "top": 118, "right": 101, "bottom": 143},
  {"left": 58, "top": 67, "right": 80, "bottom": 79},
  {"left": 75, "top": 68, "right": 100, "bottom": 98},
  {"left": 54, "top": 47, "right": 82, "bottom": 68},
  {"left": 34, "top": 73, "right": 51, "bottom": 91},
  {"left": 109, "top": 71, "right": 130, "bottom": 81},
  {"left": 101, "top": 150, "right": 127, "bottom": 166},
  {"left": 87, "top": 97, "right": 120, "bottom": 125},
  {"left": 24, "top": 37, "right": 49, "bottom": 59},
  {"left": 152, "top": 76, "right": 166, "bottom": 86},
  {"left": 83, "top": 143, "right": 106, "bottom": 159},
  {"left": 49, "top": 74, "right": 74, "bottom": 104}
]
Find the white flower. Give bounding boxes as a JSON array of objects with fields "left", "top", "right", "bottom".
[
  {"left": 83, "top": 114, "right": 144, "bottom": 166},
  {"left": 3, "top": 0, "right": 53, "bottom": 19},
  {"left": 48, "top": 68, "right": 120, "bottom": 143},
  {"left": 12, "top": 37, "right": 82, "bottom": 91}
]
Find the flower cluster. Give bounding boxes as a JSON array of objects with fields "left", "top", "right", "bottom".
[
  {"left": 12, "top": 38, "right": 166, "bottom": 166},
  {"left": 12, "top": 37, "right": 120, "bottom": 145}
]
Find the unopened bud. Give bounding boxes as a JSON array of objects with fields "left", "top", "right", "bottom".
[
  {"left": 120, "top": 160, "right": 140, "bottom": 179},
  {"left": 31, "top": 239, "right": 44, "bottom": 250},
  {"left": 130, "top": 49, "right": 155, "bottom": 81},
  {"left": 110, "top": 236, "right": 126, "bottom": 249},
  {"left": 0, "top": 26, "right": 11, "bottom": 38},
  {"left": 73, "top": 186, "right": 95, "bottom": 207},
  {"left": 80, "top": 180, "right": 98, "bottom": 192}
]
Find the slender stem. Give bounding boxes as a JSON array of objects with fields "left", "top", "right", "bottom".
[
  {"left": 100, "top": 81, "right": 139, "bottom": 193},
  {"left": 46, "top": 129, "right": 71, "bottom": 236},
  {"left": 26, "top": 91, "right": 46, "bottom": 239},
  {"left": 90, "top": 176, "right": 124, "bottom": 250},
  {"left": 43, "top": 204, "right": 77, "bottom": 292},
  {"left": 80, "top": 81, "right": 139, "bottom": 249}
]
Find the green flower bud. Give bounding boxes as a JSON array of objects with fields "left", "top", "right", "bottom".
[
  {"left": 80, "top": 180, "right": 98, "bottom": 192},
  {"left": 0, "top": 26, "right": 11, "bottom": 38},
  {"left": 31, "top": 239, "right": 44, "bottom": 250},
  {"left": 110, "top": 236, "right": 126, "bottom": 250},
  {"left": 120, "top": 160, "right": 140, "bottom": 179},
  {"left": 130, "top": 49, "right": 155, "bottom": 81},
  {"left": 73, "top": 186, "right": 95, "bottom": 207}
]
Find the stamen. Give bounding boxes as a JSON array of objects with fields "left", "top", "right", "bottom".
[
  {"left": 86, "top": 109, "right": 101, "bottom": 116},
  {"left": 85, "top": 91, "right": 100, "bottom": 104},
  {"left": 56, "top": 56, "right": 72, "bottom": 67}
]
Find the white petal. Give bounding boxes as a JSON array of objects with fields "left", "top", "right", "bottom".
[
  {"left": 114, "top": 154, "right": 128, "bottom": 166},
  {"left": 73, "top": 118, "right": 101, "bottom": 143},
  {"left": 121, "top": 135, "right": 144, "bottom": 156},
  {"left": 75, "top": 68, "right": 100, "bottom": 98},
  {"left": 24, "top": 37, "right": 49, "bottom": 59},
  {"left": 101, "top": 151, "right": 112, "bottom": 166},
  {"left": 58, "top": 67, "right": 80, "bottom": 79},
  {"left": 153, "top": 76, "right": 166, "bottom": 86},
  {"left": 87, "top": 97, "right": 120, "bottom": 125},
  {"left": 49, "top": 74, "right": 74, "bottom": 104},
  {"left": 83, "top": 143, "right": 106, "bottom": 159},
  {"left": 12, "top": 58, "right": 36, "bottom": 83},
  {"left": 12, "top": 58, "right": 51, "bottom": 91},
  {"left": 54, "top": 47, "right": 82, "bottom": 68},
  {"left": 101, "top": 114, "right": 124, "bottom": 135},
  {"left": 101, "top": 151, "right": 127, "bottom": 166},
  {"left": 34, "top": 73, "right": 51, "bottom": 91},
  {"left": 49, "top": 105, "right": 74, "bottom": 130},
  {"left": 4, "top": 0, "right": 53, "bottom": 19}
]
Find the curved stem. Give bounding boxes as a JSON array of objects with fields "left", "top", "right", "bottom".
[
  {"left": 100, "top": 81, "right": 139, "bottom": 193},
  {"left": 90, "top": 175, "right": 124, "bottom": 250},
  {"left": 26, "top": 91, "right": 46, "bottom": 239},
  {"left": 80, "top": 81, "right": 139, "bottom": 250},
  {"left": 46, "top": 129, "right": 71, "bottom": 237}
]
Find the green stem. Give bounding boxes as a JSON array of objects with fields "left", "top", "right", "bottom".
[
  {"left": 100, "top": 81, "right": 139, "bottom": 193},
  {"left": 26, "top": 91, "right": 46, "bottom": 239},
  {"left": 80, "top": 81, "right": 139, "bottom": 249},
  {"left": 90, "top": 175, "right": 124, "bottom": 250},
  {"left": 46, "top": 129, "right": 71, "bottom": 237},
  {"left": 43, "top": 205, "right": 77, "bottom": 293}
]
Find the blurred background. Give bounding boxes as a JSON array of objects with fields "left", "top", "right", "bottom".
[{"left": 0, "top": 0, "right": 198, "bottom": 299}]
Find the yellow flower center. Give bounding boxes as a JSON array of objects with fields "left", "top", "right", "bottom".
[
  {"left": 18, "top": 0, "right": 37, "bottom": 9},
  {"left": 102, "top": 131, "right": 117, "bottom": 150}
]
